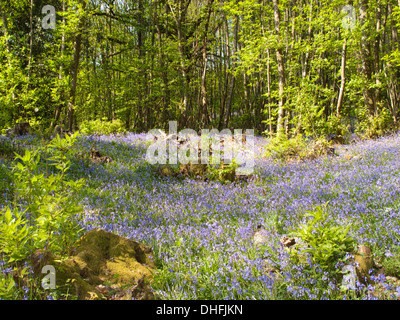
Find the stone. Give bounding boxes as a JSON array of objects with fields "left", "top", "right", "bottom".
[
  {"left": 90, "top": 146, "right": 112, "bottom": 164},
  {"left": 30, "top": 228, "right": 156, "bottom": 300},
  {"left": 341, "top": 264, "right": 358, "bottom": 291},
  {"left": 253, "top": 224, "right": 268, "bottom": 247},
  {"left": 280, "top": 236, "right": 296, "bottom": 248},
  {"left": 178, "top": 163, "right": 189, "bottom": 175},
  {"left": 5, "top": 128, "right": 14, "bottom": 137}
]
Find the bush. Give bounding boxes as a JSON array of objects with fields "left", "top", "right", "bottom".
[
  {"left": 207, "top": 159, "right": 238, "bottom": 183},
  {"left": 322, "top": 115, "right": 349, "bottom": 138},
  {"left": 264, "top": 134, "right": 307, "bottom": 161},
  {"left": 264, "top": 134, "right": 333, "bottom": 162},
  {"left": 0, "top": 132, "right": 85, "bottom": 299},
  {"left": 356, "top": 108, "right": 395, "bottom": 139},
  {"left": 79, "top": 119, "right": 126, "bottom": 135},
  {"left": 289, "top": 202, "right": 356, "bottom": 272},
  {"left": 265, "top": 203, "right": 357, "bottom": 299}
]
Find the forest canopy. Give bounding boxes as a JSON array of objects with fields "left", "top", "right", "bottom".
[{"left": 0, "top": 0, "right": 399, "bottom": 137}]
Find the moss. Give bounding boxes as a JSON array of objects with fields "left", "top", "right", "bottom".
[{"left": 30, "top": 228, "right": 156, "bottom": 300}]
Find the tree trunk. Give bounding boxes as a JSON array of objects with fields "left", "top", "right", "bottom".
[
  {"left": 67, "top": 1, "right": 86, "bottom": 132},
  {"left": 272, "top": 0, "right": 286, "bottom": 137},
  {"left": 224, "top": 14, "right": 239, "bottom": 128},
  {"left": 337, "top": 38, "right": 347, "bottom": 117},
  {"left": 359, "top": 1, "right": 376, "bottom": 116}
]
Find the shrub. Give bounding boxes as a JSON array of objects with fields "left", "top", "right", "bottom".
[
  {"left": 264, "top": 134, "right": 307, "bottom": 161},
  {"left": 322, "top": 115, "right": 349, "bottom": 138},
  {"left": 0, "top": 161, "right": 13, "bottom": 200},
  {"left": 289, "top": 202, "right": 356, "bottom": 272},
  {"left": 264, "top": 134, "right": 333, "bottom": 162},
  {"left": 79, "top": 119, "right": 126, "bottom": 136},
  {"left": 207, "top": 158, "right": 238, "bottom": 183},
  {"left": 356, "top": 108, "right": 395, "bottom": 139},
  {"left": 266, "top": 203, "right": 357, "bottom": 299},
  {"left": 0, "top": 132, "right": 85, "bottom": 299}
]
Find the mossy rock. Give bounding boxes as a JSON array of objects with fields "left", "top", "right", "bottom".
[{"left": 31, "top": 228, "right": 156, "bottom": 300}]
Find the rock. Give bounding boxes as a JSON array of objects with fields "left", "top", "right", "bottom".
[
  {"left": 385, "top": 276, "right": 400, "bottom": 284},
  {"left": 341, "top": 264, "right": 358, "bottom": 291},
  {"left": 90, "top": 145, "right": 112, "bottom": 164},
  {"left": 373, "top": 257, "right": 383, "bottom": 269},
  {"left": 253, "top": 224, "right": 268, "bottom": 247},
  {"left": 31, "top": 228, "right": 156, "bottom": 300},
  {"left": 353, "top": 245, "right": 374, "bottom": 284},
  {"left": 280, "top": 236, "right": 296, "bottom": 248},
  {"left": 326, "top": 146, "right": 336, "bottom": 156}
]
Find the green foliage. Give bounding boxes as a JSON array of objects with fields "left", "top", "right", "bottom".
[
  {"left": 381, "top": 249, "right": 400, "bottom": 278},
  {"left": 0, "top": 163, "right": 13, "bottom": 201},
  {"left": 322, "top": 115, "right": 349, "bottom": 138},
  {"left": 356, "top": 108, "right": 395, "bottom": 139},
  {"left": 264, "top": 134, "right": 307, "bottom": 161},
  {"left": 79, "top": 119, "right": 126, "bottom": 136},
  {"left": 0, "top": 133, "right": 85, "bottom": 299},
  {"left": 207, "top": 159, "right": 238, "bottom": 183},
  {"left": 265, "top": 133, "right": 334, "bottom": 163},
  {"left": 0, "top": 272, "right": 18, "bottom": 299},
  {"left": 0, "top": 137, "right": 25, "bottom": 159},
  {"left": 289, "top": 202, "right": 356, "bottom": 272}
]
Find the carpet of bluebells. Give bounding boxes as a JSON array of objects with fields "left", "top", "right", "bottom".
[{"left": 2, "top": 132, "right": 400, "bottom": 299}]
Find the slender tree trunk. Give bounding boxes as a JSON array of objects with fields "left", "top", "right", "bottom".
[
  {"left": 224, "top": 14, "right": 239, "bottom": 128},
  {"left": 218, "top": 17, "right": 229, "bottom": 130},
  {"left": 200, "top": 0, "right": 214, "bottom": 127},
  {"left": 266, "top": 48, "right": 272, "bottom": 136},
  {"left": 337, "top": 38, "right": 347, "bottom": 117},
  {"left": 67, "top": 1, "right": 86, "bottom": 132},
  {"left": 168, "top": 0, "right": 191, "bottom": 128},
  {"left": 272, "top": 0, "right": 286, "bottom": 137},
  {"left": 27, "top": 0, "right": 33, "bottom": 85},
  {"left": 51, "top": 1, "right": 66, "bottom": 129},
  {"left": 373, "top": 2, "right": 382, "bottom": 116},
  {"left": 359, "top": 1, "right": 376, "bottom": 116}
]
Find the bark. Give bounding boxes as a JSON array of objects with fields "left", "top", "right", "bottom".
[
  {"left": 224, "top": 14, "right": 239, "bottom": 128},
  {"left": 67, "top": 1, "right": 86, "bottom": 132},
  {"left": 51, "top": 1, "right": 66, "bottom": 129},
  {"left": 199, "top": 0, "right": 214, "bottom": 127},
  {"left": 359, "top": 1, "right": 376, "bottom": 116},
  {"left": 272, "top": 0, "right": 286, "bottom": 137},
  {"left": 337, "top": 38, "right": 347, "bottom": 118}
]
